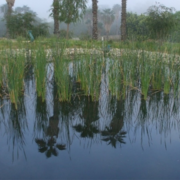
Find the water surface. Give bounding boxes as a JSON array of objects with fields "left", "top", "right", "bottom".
[{"left": 0, "top": 57, "right": 180, "bottom": 180}]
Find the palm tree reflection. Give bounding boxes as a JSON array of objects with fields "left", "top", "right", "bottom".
[
  {"left": 35, "top": 87, "right": 66, "bottom": 158},
  {"left": 101, "top": 99, "right": 126, "bottom": 148},
  {"left": 73, "top": 96, "right": 99, "bottom": 138},
  {"left": 35, "top": 111, "right": 66, "bottom": 158},
  {"left": 8, "top": 95, "right": 27, "bottom": 161}
]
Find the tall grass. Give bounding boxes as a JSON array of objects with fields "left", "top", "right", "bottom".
[
  {"left": 53, "top": 43, "right": 73, "bottom": 102},
  {"left": 0, "top": 38, "right": 180, "bottom": 106},
  {"left": 34, "top": 45, "right": 47, "bottom": 102},
  {"left": 6, "top": 50, "right": 25, "bottom": 109},
  {"left": 76, "top": 55, "right": 104, "bottom": 101}
]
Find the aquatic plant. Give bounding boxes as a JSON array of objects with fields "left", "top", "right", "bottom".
[
  {"left": 34, "top": 45, "right": 47, "bottom": 102},
  {"left": 6, "top": 50, "right": 25, "bottom": 109},
  {"left": 53, "top": 43, "right": 73, "bottom": 102}
]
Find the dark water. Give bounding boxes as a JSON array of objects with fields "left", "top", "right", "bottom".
[{"left": 0, "top": 64, "right": 180, "bottom": 180}]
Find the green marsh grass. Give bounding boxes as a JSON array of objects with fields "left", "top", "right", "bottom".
[
  {"left": 1, "top": 37, "right": 180, "bottom": 106},
  {"left": 6, "top": 50, "right": 25, "bottom": 109},
  {"left": 139, "top": 51, "right": 153, "bottom": 99},
  {"left": 0, "top": 59, "right": 3, "bottom": 91},
  {"left": 53, "top": 43, "right": 73, "bottom": 102},
  {"left": 34, "top": 45, "right": 48, "bottom": 102},
  {"left": 108, "top": 59, "right": 123, "bottom": 100},
  {"left": 76, "top": 55, "right": 104, "bottom": 101}
]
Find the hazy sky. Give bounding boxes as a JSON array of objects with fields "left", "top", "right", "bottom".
[{"left": 0, "top": 0, "right": 180, "bottom": 21}]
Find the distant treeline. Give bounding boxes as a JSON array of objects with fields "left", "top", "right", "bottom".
[{"left": 0, "top": 3, "right": 180, "bottom": 42}]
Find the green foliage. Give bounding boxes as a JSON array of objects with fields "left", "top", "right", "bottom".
[
  {"left": 58, "top": 0, "right": 87, "bottom": 24},
  {"left": 126, "top": 12, "right": 149, "bottom": 41},
  {"left": 6, "top": 12, "right": 49, "bottom": 38},
  {"left": 79, "top": 32, "right": 91, "bottom": 40},
  {"left": 100, "top": 9, "right": 115, "bottom": 38},
  {"left": 6, "top": 12, "right": 35, "bottom": 38},
  {"left": 146, "top": 2, "right": 177, "bottom": 40},
  {"left": 6, "top": 51, "right": 25, "bottom": 109},
  {"left": 34, "top": 47, "right": 47, "bottom": 102},
  {"left": 32, "top": 23, "right": 50, "bottom": 38},
  {"left": 169, "top": 11, "right": 180, "bottom": 42},
  {"left": 50, "top": 0, "right": 87, "bottom": 38},
  {"left": 59, "top": 29, "right": 73, "bottom": 39}
]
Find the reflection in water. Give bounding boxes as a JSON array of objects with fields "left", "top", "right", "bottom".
[
  {"left": 101, "top": 99, "right": 126, "bottom": 148},
  {"left": 35, "top": 82, "right": 66, "bottom": 158},
  {"left": 1, "top": 84, "right": 180, "bottom": 160},
  {"left": 35, "top": 98, "right": 66, "bottom": 158},
  {"left": 1, "top": 60, "right": 180, "bottom": 161},
  {"left": 4, "top": 95, "right": 27, "bottom": 161},
  {"left": 73, "top": 96, "right": 99, "bottom": 138}
]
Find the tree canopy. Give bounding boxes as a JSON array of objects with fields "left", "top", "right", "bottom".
[
  {"left": 6, "top": 10, "right": 49, "bottom": 38},
  {"left": 146, "top": 2, "right": 177, "bottom": 39}
]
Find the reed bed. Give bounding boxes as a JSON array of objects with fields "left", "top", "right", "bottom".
[
  {"left": 5, "top": 50, "right": 25, "bottom": 109},
  {"left": 53, "top": 43, "right": 73, "bottom": 102},
  {"left": 0, "top": 38, "right": 180, "bottom": 110},
  {"left": 34, "top": 45, "right": 48, "bottom": 102},
  {"left": 75, "top": 55, "right": 104, "bottom": 101},
  {"left": 107, "top": 49, "right": 180, "bottom": 100}
]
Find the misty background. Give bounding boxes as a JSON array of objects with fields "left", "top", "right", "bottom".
[
  {"left": 1, "top": 0, "right": 179, "bottom": 20},
  {"left": 0, "top": 0, "right": 180, "bottom": 40},
  {"left": 0, "top": 0, "right": 179, "bottom": 20}
]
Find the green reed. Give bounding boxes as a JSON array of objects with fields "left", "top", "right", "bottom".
[
  {"left": 0, "top": 60, "right": 3, "bottom": 90},
  {"left": 163, "top": 66, "right": 171, "bottom": 94},
  {"left": 1, "top": 37, "right": 180, "bottom": 106},
  {"left": 108, "top": 59, "right": 123, "bottom": 99},
  {"left": 34, "top": 45, "right": 47, "bottom": 102},
  {"left": 107, "top": 48, "right": 180, "bottom": 100},
  {"left": 76, "top": 55, "right": 104, "bottom": 101},
  {"left": 139, "top": 51, "right": 153, "bottom": 99},
  {"left": 6, "top": 50, "right": 25, "bottom": 109},
  {"left": 53, "top": 43, "right": 72, "bottom": 102}
]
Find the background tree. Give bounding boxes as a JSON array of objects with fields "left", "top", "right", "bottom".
[
  {"left": 6, "top": 0, "right": 15, "bottom": 14},
  {"left": 97, "top": 21, "right": 104, "bottom": 37},
  {"left": 51, "top": 0, "right": 60, "bottom": 35},
  {"left": 15, "top": 5, "right": 35, "bottom": 14},
  {"left": 92, "top": 0, "right": 98, "bottom": 40},
  {"left": 126, "top": 12, "right": 149, "bottom": 41},
  {"left": 146, "top": 2, "right": 176, "bottom": 40},
  {"left": 84, "top": 8, "right": 93, "bottom": 36},
  {"left": 0, "top": 4, "right": 8, "bottom": 36},
  {"left": 112, "top": 4, "right": 121, "bottom": 35},
  {"left": 57, "top": 0, "right": 87, "bottom": 39},
  {"left": 170, "top": 11, "right": 180, "bottom": 42},
  {"left": 6, "top": 11, "right": 49, "bottom": 38},
  {"left": 101, "top": 9, "right": 115, "bottom": 40},
  {"left": 6, "top": 0, "right": 15, "bottom": 37},
  {"left": 121, "top": 0, "right": 127, "bottom": 41}
]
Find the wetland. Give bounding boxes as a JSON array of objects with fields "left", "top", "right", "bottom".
[{"left": 0, "top": 40, "right": 180, "bottom": 179}]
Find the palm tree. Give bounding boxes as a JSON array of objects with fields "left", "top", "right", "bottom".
[
  {"left": 92, "top": 0, "right": 98, "bottom": 40},
  {"left": 121, "top": 0, "right": 127, "bottom": 41},
  {"left": 101, "top": 9, "right": 115, "bottom": 40},
  {"left": 34, "top": 95, "right": 66, "bottom": 158},
  {"left": 84, "top": 8, "right": 93, "bottom": 36},
  {"left": 52, "top": 0, "right": 59, "bottom": 35},
  {"left": 6, "top": 0, "right": 15, "bottom": 13},
  {"left": 73, "top": 97, "right": 100, "bottom": 138},
  {"left": 6, "top": 0, "right": 15, "bottom": 37},
  {"left": 112, "top": 4, "right": 121, "bottom": 35},
  {"left": 101, "top": 100, "right": 126, "bottom": 148}
]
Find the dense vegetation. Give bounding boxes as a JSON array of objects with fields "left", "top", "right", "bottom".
[
  {"left": 0, "top": 2, "right": 180, "bottom": 42},
  {"left": 0, "top": 1, "right": 180, "bottom": 109}
]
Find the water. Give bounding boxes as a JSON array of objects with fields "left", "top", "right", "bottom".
[{"left": 0, "top": 59, "right": 180, "bottom": 179}]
